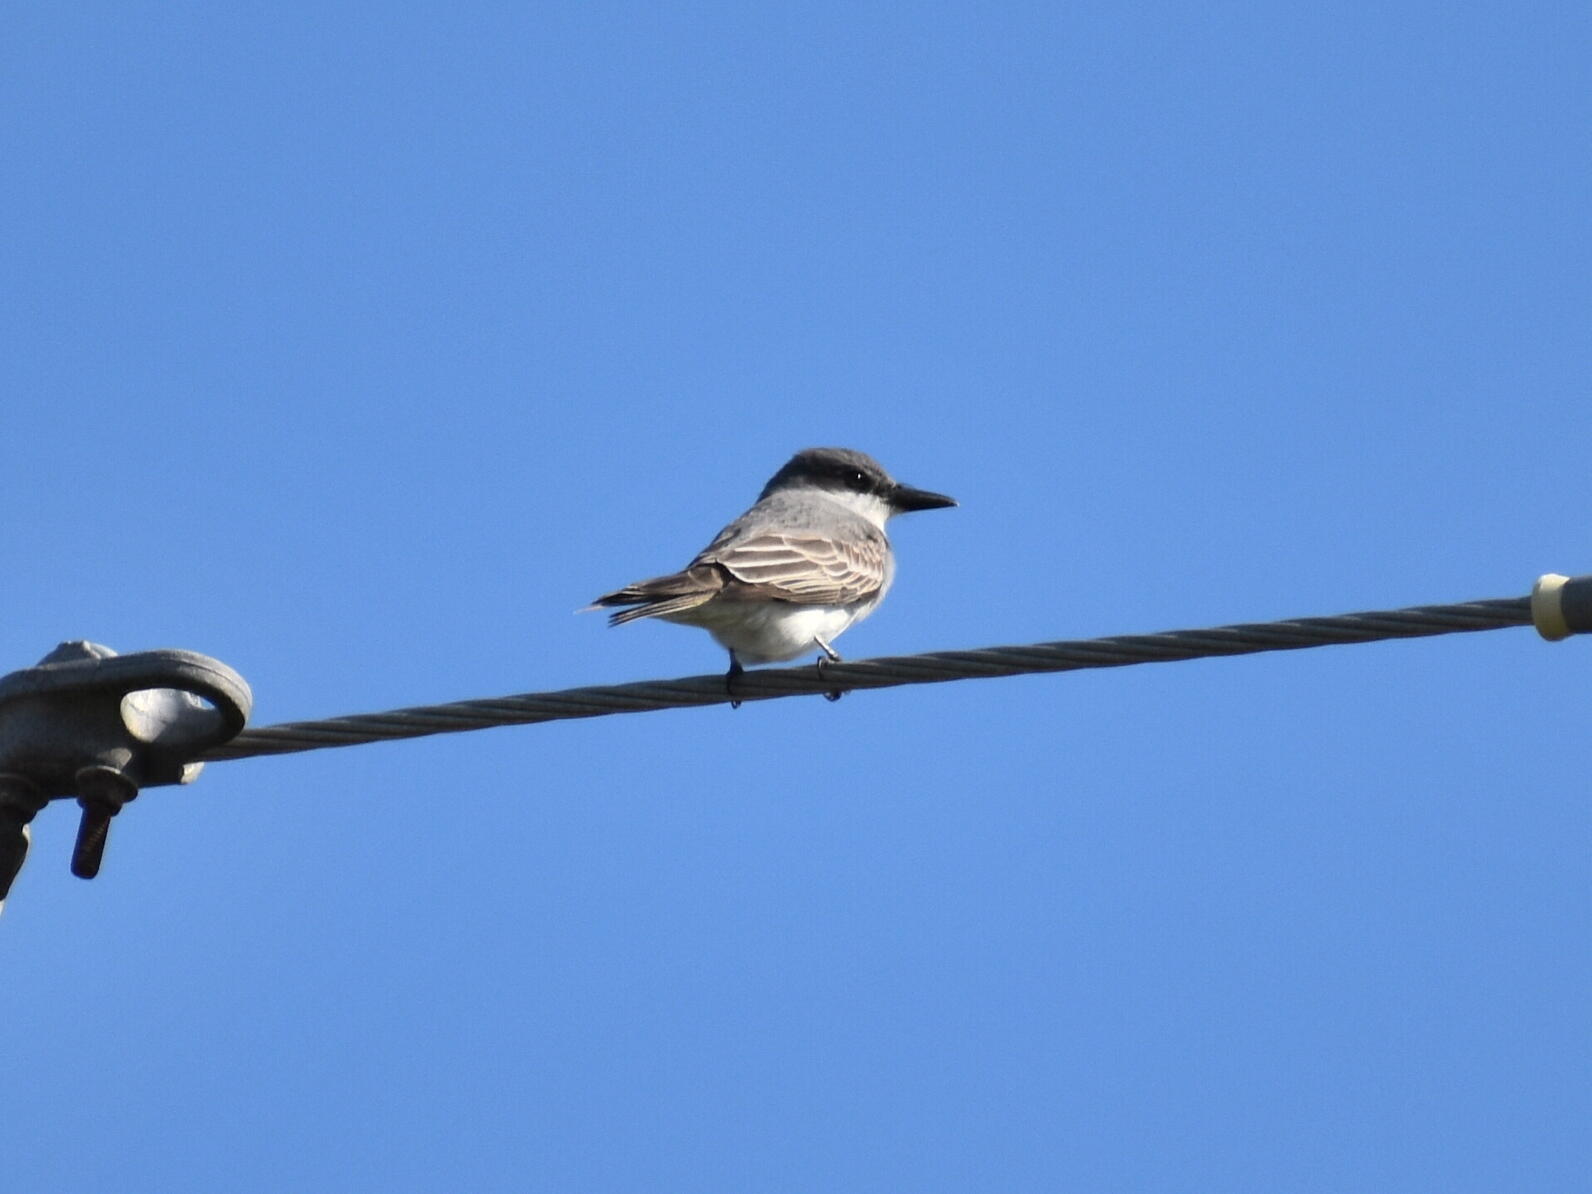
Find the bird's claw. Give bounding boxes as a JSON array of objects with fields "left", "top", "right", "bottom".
[{"left": 816, "top": 654, "right": 846, "bottom": 703}]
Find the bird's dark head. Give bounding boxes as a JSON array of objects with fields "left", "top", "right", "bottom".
[{"left": 760, "top": 447, "right": 958, "bottom": 520}]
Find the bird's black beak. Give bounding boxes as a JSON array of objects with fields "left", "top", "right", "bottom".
[{"left": 890, "top": 483, "right": 958, "bottom": 513}]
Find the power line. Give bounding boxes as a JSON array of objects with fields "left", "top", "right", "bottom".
[{"left": 200, "top": 595, "right": 1535, "bottom": 763}]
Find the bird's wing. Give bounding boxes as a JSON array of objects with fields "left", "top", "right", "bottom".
[{"left": 701, "top": 529, "right": 888, "bottom": 605}]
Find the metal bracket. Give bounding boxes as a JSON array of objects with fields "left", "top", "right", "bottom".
[{"left": 0, "top": 642, "right": 252, "bottom": 908}]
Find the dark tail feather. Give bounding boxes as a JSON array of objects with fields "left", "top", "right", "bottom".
[
  {"left": 603, "top": 591, "right": 717, "bottom": 626},
  {"left": 588, "top": 568, "right": 721, "bottom": 627}
]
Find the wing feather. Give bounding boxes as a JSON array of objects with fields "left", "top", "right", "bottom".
[{"left": 701, "top": 531, "right": 887, "bottom": 605}]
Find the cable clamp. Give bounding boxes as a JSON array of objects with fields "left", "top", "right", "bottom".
[{"left": 0, "top": 642, "right": 251, "bottom": 910}]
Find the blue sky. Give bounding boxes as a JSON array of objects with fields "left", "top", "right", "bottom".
[{"left": 4, "top": 3, "right": 1589, "bottom": 1190}]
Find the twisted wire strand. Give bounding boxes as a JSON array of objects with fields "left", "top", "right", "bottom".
[{"left": 198, "top": 595, "right": 1534, "bottom": 763}]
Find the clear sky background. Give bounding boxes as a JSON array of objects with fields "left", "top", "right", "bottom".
[{"left": 4, "top": 4, "right": 1589, "bottom": 1191}]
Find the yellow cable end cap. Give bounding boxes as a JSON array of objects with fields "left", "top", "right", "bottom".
[{"left": 1532, "top": 573, "right": 1572, "bottom": 641}]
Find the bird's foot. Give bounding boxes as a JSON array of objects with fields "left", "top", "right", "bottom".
[
  {"left": 726, "top": 654, "right": 744, "bottom": 710},
  {"left": 814, "top": 642, "right": 845, "bottom": 703}
]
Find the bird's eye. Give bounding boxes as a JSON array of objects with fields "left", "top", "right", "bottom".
[{"left": 851, "top": 470, "right": 868, "bottom": 488}]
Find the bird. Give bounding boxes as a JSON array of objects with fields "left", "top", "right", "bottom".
[{"left": 588, "top": 447, "right": 957, "bottom": 704}]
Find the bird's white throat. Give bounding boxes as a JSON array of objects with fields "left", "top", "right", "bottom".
[{"left": 818, "top": 487, "right": 894, "bottom": 530}]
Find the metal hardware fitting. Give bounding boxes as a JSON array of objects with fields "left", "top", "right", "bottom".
[{"left": 0, "top": 642, "right": 251, "bottom": 908}]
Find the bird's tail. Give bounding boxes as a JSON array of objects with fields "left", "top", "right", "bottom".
[{"left": 585, "top": 572, "right": 720, "bottom": 627}]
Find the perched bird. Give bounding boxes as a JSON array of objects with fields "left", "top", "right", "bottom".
[{"left": 589, "top": 447, "right": 957, "bottom": 702}]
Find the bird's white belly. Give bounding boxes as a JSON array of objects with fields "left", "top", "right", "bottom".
[{"left": 668, "top": 599, "right": 878, "bottom": 664}]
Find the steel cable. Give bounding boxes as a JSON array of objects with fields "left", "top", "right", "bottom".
[{"left": 200, "top": 595, "right": 1534, "bottom": 762}]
